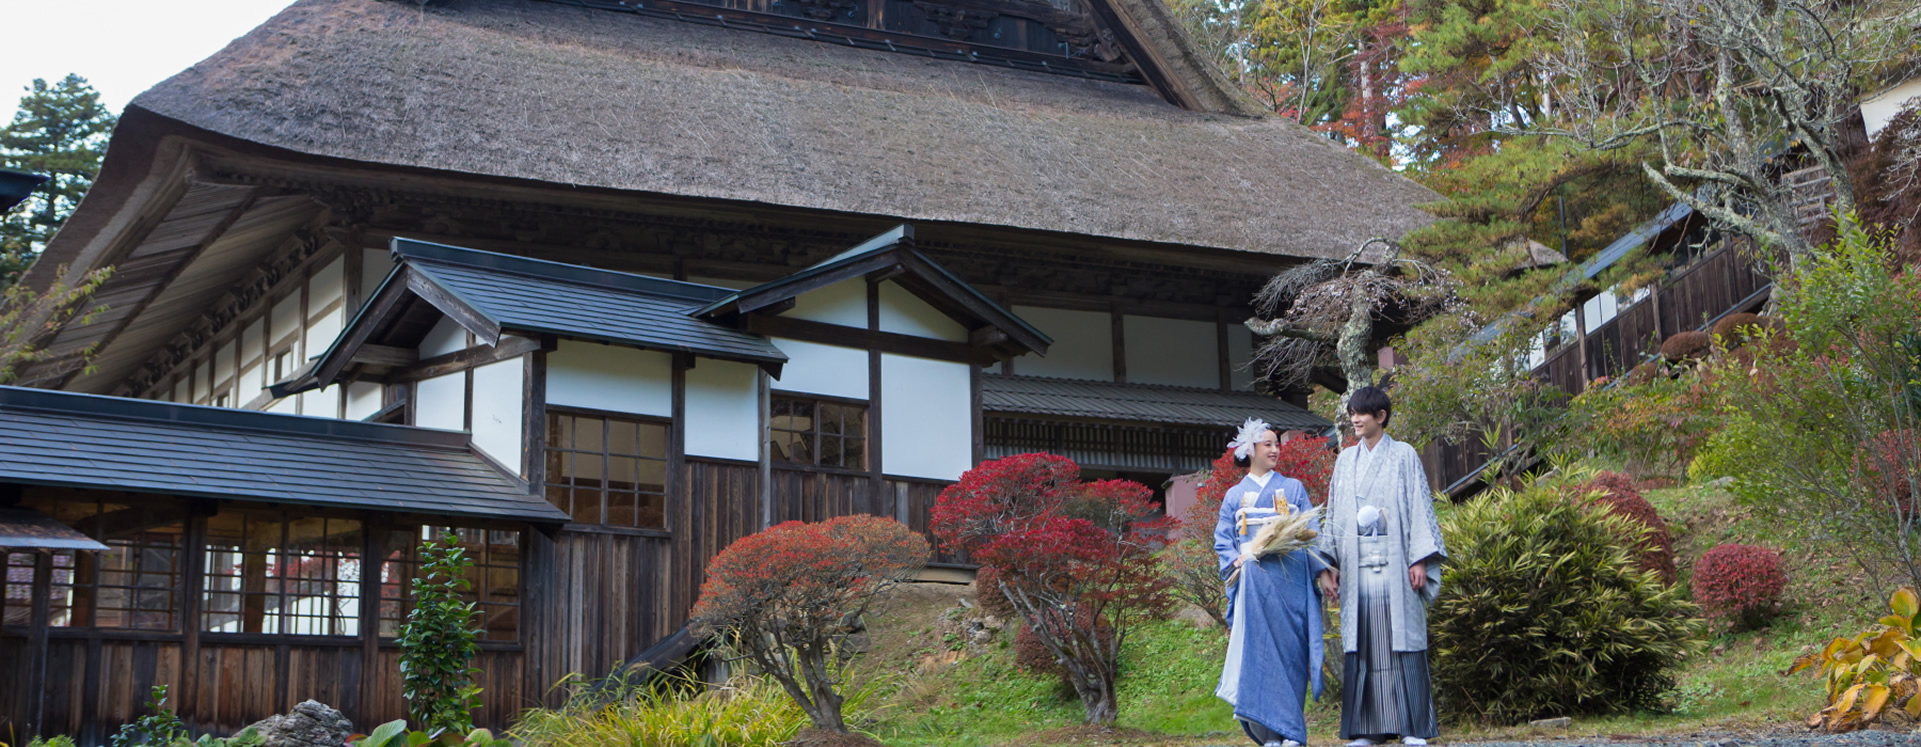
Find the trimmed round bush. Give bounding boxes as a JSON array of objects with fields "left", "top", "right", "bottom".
[
  {"left": 1691, "top": 543, "right": 1787, "bottom": 630},
  {"left": 1575, "top": 472, "right": 1678, "bottom": 585},
  {"left": 972, "top": 564, "right": 1016, "bottom": 621},
  {"left": 1660, "top": 331, "right": 1712, "bottom": 363},
  {"left": 1431, "top": 481, "right": 1704, "bottom": 724},
  {"left": 1710, "top": 312, "right": 1783, "bottom": 347}
]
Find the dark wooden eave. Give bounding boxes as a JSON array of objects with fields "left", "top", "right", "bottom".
[{"left": 695, "top": 224, "right": 1052, "bottom": 361}]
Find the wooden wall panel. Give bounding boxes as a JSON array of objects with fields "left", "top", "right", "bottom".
[{"left": 522, "top": 528, "right": 669, "bottom": 708}]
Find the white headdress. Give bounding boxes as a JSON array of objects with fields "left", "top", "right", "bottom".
[{"left": 1227, "top": 418, "right": 1272, "bottom": 460}]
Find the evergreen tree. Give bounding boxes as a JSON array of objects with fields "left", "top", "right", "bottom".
[{"left": 1, "top": 74, "right": 116, "bottom": 285}]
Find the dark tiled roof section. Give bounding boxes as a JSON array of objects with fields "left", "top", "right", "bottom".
[
  {"left": 400, "top": 244, "right": 786, "bottom": 366},
  {"left": 0, "top": 387, "right": 570, "bottom": 524},
  {"left": 981, "top": 375, "right": 1329, "bottom": 431},
  {"left": 0, "top": 508, "right": 110, "bottom": 550}
]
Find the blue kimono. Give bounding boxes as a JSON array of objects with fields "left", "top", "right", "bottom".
[{"left": 1213, "top": 472, "right": 1327, "bottom": 745}]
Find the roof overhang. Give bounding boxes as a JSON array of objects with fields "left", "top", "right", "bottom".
[
  {"left": 0, "top": 508, "right": 111, "bottom": 552},
  {"left": 697, "top": 224, "right": 1052, "bottom": 361}
]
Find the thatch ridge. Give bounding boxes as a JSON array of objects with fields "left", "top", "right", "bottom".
[{"left": 129, "top": 0, "right": 1438, "bottom": 260}]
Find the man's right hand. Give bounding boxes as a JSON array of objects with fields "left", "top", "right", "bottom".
[{"left": 1319, "top": 569, "right": 1340, "bottom": 600}]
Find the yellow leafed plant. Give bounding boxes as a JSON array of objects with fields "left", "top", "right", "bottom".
[{"left": 1787, "top": 586, "right": 1921, "bottom": 731}]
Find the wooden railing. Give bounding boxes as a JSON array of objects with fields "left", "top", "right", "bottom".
[{"left": 1421, "top": 237, "right": 1773, "bottom": 495}]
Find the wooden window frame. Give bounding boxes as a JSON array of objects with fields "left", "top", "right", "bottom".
[
  {"left": 199, "top": 511, "right": 365, "bottom": 637},
  {"left": 377, "top": 525, "right": 523, "bottom": 643},
  {"left": 542, "top": 407, "right": 673, "bottom": 533},
  {"left": 769, "top": 391, "right": 870, "bottom": 474}
]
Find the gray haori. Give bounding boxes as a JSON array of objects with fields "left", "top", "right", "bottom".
[{"left": 1315, "top": 434, "right": 1447, "bottom": 653}]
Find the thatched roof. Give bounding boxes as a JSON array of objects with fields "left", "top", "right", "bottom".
[{"left": 128, "top": 0, "right": 1438, "bottom": 260}]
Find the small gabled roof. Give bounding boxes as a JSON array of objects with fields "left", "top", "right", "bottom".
[
  {"left": 696, "top": 225, "right": 1051, "bottom": 360},
  {"left": 0, "top": 386, "right": 570, "bottom": 525},
  {"left": 293, "top": 239, "right": 787, "bottom": 394}
]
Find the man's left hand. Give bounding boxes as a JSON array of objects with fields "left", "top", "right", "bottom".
[{"left": 1408, "top": 561, "right": 1425, "bottom": 591}]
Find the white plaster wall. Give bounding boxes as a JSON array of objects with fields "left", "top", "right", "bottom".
[
  {"left": 345, "top": 381, "right": 384, "bottom": 420},
  {"left": 310, "top": 257, "right": 345, "bottom": 311},
  {"left": 1227, "top": 322, "right": 1256, "bottom": 392},
  {"left": 1124, "top": 315, "right": 1218, "bottom": 388},
  {"left": 546, "top": 340, "right": 673, "bottom": 417},
  {"left": 271, "top": 294, "right": 302, "bottom": 348},
  {"left": 881, "top": 353, "right": 974, "bottom": 480},
  {"left": 789, "top": 278, "right": 868, "bottom": 327},
  {"left": 1010, "top": 305, "right": 1111, "bottom": 381},
  {"left": 769, "top": 338, "right": 869, "bottom": 400},
  {"left": 419, "top": 317, "right": 468, "bottom": 358},
  {"left": 415, "top": 372, "right": 466, "bottom": 431},
  {"left": 470, "top": 359, "right": 525, "bottom": 472},
  {"left": 303, "top": 385, "right": 341, "bottom": 418},
  {"left": 878, "top": 282, "right": 967, "bottom": 341},
  {"left": 1863, "top": 78, "right": 1921, "bottom": 138},
  {"left": 214, "top": 340, "right": 236, "bottom": 385},
  {"left": 361, "top": 248, "right": 395, "bottom": 311},
  {"left": 307, "top": 307, "right": 345, "bottom": 357},
  {"left": 684, "top": 359, "right": 761, "bottom": 461}
]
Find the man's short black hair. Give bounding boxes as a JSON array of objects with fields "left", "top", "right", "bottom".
[{"left": 1346, "top": 385, "right": 1393, "bottom": 427}]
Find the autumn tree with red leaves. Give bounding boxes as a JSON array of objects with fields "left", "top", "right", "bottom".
[
  {"left": 690, "top": 514, "right": 929, "bottom": 733},
  {"left": 932, "top": 453, "right": 1174, "bottom": 724}
]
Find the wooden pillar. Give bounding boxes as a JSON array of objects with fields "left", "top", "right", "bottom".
[
  {"left": 178, "top": 512, "right": 207, "bottom": 721},
  {"left": 358, "top": 517, "right": 385, "bottom": 726},
  {"left": 27, "top": 550, "right": 53, "bottom": 740},
  {"left": 1574, "top": 302, "right": 1590, "bottom": 391},
  {"left": 757, "top": 370, "right": 772, "bottom": 531},
  {"left": 1216, "top": 309, "right": 1233, "bottom": 392},
  {"left": 1110, "top": 305, "right": 1127, "bottom": 384},
  {"left": 866, "top": 281, "right": 885, "bottom": 515}
]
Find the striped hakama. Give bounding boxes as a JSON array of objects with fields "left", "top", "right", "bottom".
[{"left": 1338, "top": 533, "right": 1439, "bottom": 740}]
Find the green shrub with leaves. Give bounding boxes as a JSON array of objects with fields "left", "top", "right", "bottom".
[
  {"left": 347, "top": 720, "right": 508, "bottom": 747},
  {"left": 100, "top": 686, "right": 263, "bottom": 747},
  {"left": 1429, "top": 465, "right": 1705, "bottom": 724},
  {"left": 1691, "top": 215, "right": 1921, "bottom": 594},
  {"left": 398, "top": 532, "right": 482, "bottom": 735}
]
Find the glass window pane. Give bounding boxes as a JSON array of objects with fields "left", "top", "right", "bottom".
[
  {"left": 819, "top": 403, "right": 842, "bottom": 435},
  {"left": 609, "top": 419, "right": 639, "bottom": 456},
  {"left": 606, "top": 492, "right": 638, "bottom": 528},
  {"left": 843, "top": 438, "right": 865, "bottom": 471},
  {"left": 575, "top": 416, "right": 604, "bottom": 453}
]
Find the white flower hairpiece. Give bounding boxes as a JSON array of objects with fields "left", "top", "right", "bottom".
[{"left": 1227, "top": 418, "right": 1272, "bottom": 460}]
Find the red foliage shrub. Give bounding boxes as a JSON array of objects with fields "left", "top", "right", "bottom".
[
  {"left": 691, "top": 515, "right": 929, "bottom": 731},
  {"left": 1859, "top": 429, "right": 1919, "bottom": 516},
  {"left": 1691, "top": 543, "right": 1788, "bottom": 630},
  {"left": 1277, "top": 437, "right": 1335, "bottom": 507},
  {"left": 972, "top": 564, "right": 1016, "bottom": 621},
  {"left": 1661, "top": 331, "right": 1712, "bottom": 363},
  {"left": 931, "top": 453, "right": 1173, "bottom": 723},
  {"left": 1575, "top": 472, "right": 1677, "bottom": 585}
]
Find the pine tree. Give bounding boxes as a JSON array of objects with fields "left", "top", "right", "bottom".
[{"left": 1, "top": 74, "right": 116, "bottom": 285}]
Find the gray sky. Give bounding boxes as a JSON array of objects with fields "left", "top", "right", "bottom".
[{"left": 2, "top": 1, "right": 298, "bottom": 116}]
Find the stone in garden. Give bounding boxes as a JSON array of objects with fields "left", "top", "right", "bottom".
[
  {"left": 1529, "top": 716, "right": 1572, "bottom": 729},
  {"left": 240, "top": 700, "right": 354, "bottom": 747}
]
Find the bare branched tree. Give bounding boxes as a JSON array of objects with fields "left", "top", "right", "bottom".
[
  {"left": 1512, "top": 0, "right": 1920, "bottom": 259},
  {"left": 1245, "top": 238, "right": 1457, "bottom": 429}
]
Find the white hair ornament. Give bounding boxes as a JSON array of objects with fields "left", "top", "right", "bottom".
[{"left": 1227, "top": 418, "right": 1272, "bottom": 460}]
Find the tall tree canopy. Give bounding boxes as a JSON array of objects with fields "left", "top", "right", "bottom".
[{"left": 2, "top": 74, "right": 116, "bottom": 284}]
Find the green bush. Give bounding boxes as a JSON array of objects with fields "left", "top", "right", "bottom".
[
  {"left": 398, "top": 533, "right": 483, "bottom": 734},
  {"left": 347, "top": 720, "right": 508, "bottom": 747},
  {"left": 1430, "top": 468, "right": 1705, "bottom": 724},
  {"left": 99, "top": 685, "right": 264, "bottom": 747}
]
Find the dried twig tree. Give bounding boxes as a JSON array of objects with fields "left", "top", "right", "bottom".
[{"left": 1245, "top": 238, "right": 1456, "bottom": 431}]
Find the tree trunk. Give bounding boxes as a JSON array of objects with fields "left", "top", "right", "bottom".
[{"left": 1333, "top": 280, "right": 1379, "bottom": 440}]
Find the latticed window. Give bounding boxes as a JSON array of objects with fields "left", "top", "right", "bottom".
[
  {"left": 544, "top": 410, "right": 669, "bottom": 529},
  {"left": 770, "top": 394, "right": 868, "bottom": 470},
  {"left": 7, "top": 498, "right": 186, "bottom": 630},
  {"left": 201, "top": 513, "right": 363, "bottom": 636},
  {"left": 378, "top": 527, "right": 520, "bottom": 642}
]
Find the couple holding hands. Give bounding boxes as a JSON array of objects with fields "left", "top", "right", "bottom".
[{"left": 1212, "top": 386, "right": 1445, "bottom": 747}]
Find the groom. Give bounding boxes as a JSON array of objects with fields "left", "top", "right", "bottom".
[{"left": 1316, "top": 386, "right": 1445, "bottom": 747}]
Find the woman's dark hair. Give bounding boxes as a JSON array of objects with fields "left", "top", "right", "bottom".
[
  {"left": 1232, "top": 424, "right": 1281, "bottom": 468},
  {"left": 1346, "top": 385, "right": 1393, "bottom": 427}
]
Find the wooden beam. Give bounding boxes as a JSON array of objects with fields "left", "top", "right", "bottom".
[
  {"left": 386, "top": 335, "right": 547, "bottom": 384},
  {"left": 352, "top": 344, "right": 418, "bottom": 368},
  {"left": 27, "top": 551, "right": 52, "bottom": 740},
  {"left": 406, "top": 270, "right": 501, "bottom": 346},
  {"left": 1111, "top": 305, "right": 1127, "bottom": 384},
  {"left": 744, "top": 315, "right": 994, "bottom": 365},
  {"left": 867, "top": 281, "right": 885, "bottom": 516}
]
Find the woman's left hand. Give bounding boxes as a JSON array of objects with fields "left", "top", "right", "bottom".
[{"left": 1408, "top": 561, "right": 1425, "bottom": 591}]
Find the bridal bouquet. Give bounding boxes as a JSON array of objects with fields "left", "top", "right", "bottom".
[{"left": 1225, "top": 504, "right": 1323, "bottom": 586}]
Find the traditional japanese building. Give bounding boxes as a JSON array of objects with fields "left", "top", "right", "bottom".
[{"left": 1, "top": 0, "right": 1438, "bottom": 738}]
